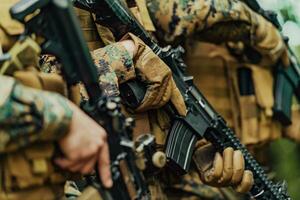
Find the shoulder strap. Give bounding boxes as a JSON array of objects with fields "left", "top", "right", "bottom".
[{"left": 126, "top": 0, "right": 156, "bottom": 32}]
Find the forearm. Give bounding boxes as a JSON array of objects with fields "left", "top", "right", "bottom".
[
  {"left": 146, "top": 0, "right": 286, "bottom": 66},
  {"left": 0, "top": 75, "right": 73, "bottom": 153},
  {"left": 91, "top": 40, "right": 136, "bottom": 97}
]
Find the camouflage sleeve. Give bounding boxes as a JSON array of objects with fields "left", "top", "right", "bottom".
[
  {"left": 92, "top": 42, "right": 135, "bottom": 97},
  {"left": 146, "top": 0, "right": 286, "bottom": 66},
  {"left": 0, "top": 75, "right": 73, "bottom": 153}
]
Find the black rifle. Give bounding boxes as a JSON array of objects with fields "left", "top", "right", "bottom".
[
  {"left": 73, "top": 0, "right": 291, "bottom": 199},
  {"left": 10, "top": 0, "right": 149, "bottom": 199},
  {"left": 241, "top": 0, "right": 300, "bottom": 126}
]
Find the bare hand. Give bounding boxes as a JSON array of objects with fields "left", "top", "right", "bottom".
[{"left": 55, "top": 101, "right": 112, "bottom": 188}]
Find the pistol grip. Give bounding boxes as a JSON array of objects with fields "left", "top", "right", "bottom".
[{"left": 119, "top": 80, "right": 147, "bottom": 109}]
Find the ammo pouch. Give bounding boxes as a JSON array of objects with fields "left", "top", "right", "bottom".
[
  {"left": 0, "top": 38, "right": 40, "bottom": 75},
  {"left": 236, "top": 65, "right": 282, "bottom": 145},
  {"left": 2, "top": 143, "right": 67, "bottom": 190},
  {"left": 273, "top": 63, "right": 294, "bottom": 126},
  {"left": 13, "top": 69, "right": 68, "bottom": 96},
  {"left": 283, "top": 103, "right": 300, "bottom": 142}
]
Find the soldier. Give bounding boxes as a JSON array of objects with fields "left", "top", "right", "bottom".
[
  {"left": 143, "top": 0, "right": 293, "bottom": 198},
  {"left": 73, "top": 0, "right": 296, "bottom": 199},
  {"left": 145, "top": 0, "right": 297, "bottom": 163},
  {"left": 71, "top": 1, "right": 261, "bottom": 199},
  {"left": 0, "top": 1, "right": 112, "bottom": 199}
]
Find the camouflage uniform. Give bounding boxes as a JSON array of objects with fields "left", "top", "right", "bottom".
[
  {"left": 0, "top": 1, "right": 77, "bottom": 199},
  {"left": 72, "top": 0, "right": 289, "bottom": 199},
  {"left": 141, "top": 0, "right": 286, "bottom": 199},
  {"left": 143, "top": 0, "right": 290, "bottom": 197},
  {"left": 144, "top": 0, "right": 292, "bottom": 150}
]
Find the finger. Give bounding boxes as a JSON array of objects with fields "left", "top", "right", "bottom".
[
  {"left": 98, "top": 141, "right": 112, "bottom": 188},
  {"left": 69, "top": 162, "right": 86, "bottom": 173},
  {"left": 281, "top": 49, "right": 290, "bottom": 68},
  {"left": 170, "top": 78, "right": 187, "bottom": 116},
  {"left": 195, "top": 139, "right": 209, "bottom": 148},
  {"left": 218, "top": 147, "right": 234, "bottom": 184},
  {"left": 203, "top": 152, "right": 223, "bottom": 184},
  {"left": 231, "top": 150, "right": 245, "bottom": 184},
  {"left": 55, "top": 158, "right": 78, "bottom": 169},
  {"left": 55, "top": 155, "right": 95, "bottom": 173},
  {"left": 72, "top": 141, "right": 102, "bottom": 161},
  {"left": 235, "top": 170, "right": 254, "bottom": 193},
  {"left": 80, "top": 155, "right": 98, "bottom": 175},
  {"left": 55, "top": 157, "right": 87, "bottom": 173},
  {"left": 155, "top": 75, "right": 172, "bottom": 108}
]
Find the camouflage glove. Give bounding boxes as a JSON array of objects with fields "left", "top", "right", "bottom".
[
  {"left": 121, "top": 33, "right": 186, "bottom": 116},
  {"left": 193, "top": 140, "right": 254, "bottom": 193}
]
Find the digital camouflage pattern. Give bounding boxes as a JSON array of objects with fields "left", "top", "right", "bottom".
[
  {"left": 40, "top": 55, "right": 62, "bottom": 75},
  {"left": 0, "top": 1, "right": 76, "bottom": 198},
  {"left": 146, "top": 0, "right": 288, "bottom": 67},
  {"left": 0, "top": 75, "right": 73, "bottom": 153},
  {"left": 89, "top": 1, "right": 259, "bottom": 199},
  {"left": 40, "top": 42, "right": 134, "bottom": 98},
  {"left": 92, "top": 42, "right": 134, "bottom": 97}
]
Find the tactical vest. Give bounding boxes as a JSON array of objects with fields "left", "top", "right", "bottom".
[
  {"left": 185, "top": 41, "right": 282, "bottom": 145},
  {"left": 0, "top": 2, "right": 74, "bottom": 198}
]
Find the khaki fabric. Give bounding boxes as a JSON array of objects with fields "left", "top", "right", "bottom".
[
  {"left": 185, "top": 42, "right": 282, "bottom": 145},
  {"left": 74, "top": 8, "right": 105, "bottom": 50},
  {"left": 14, "top": 70, "right": 67, "bottom": 96},
  {"left": 2, "top": 144, "right": 69, "bottom": 191},
  {"left": 193, "top": 142, "right": 254, "bottom": 193},
  {"left": 91, "top": 4, "right": 242, "bottom": 199},
  {"left": 146, "top": 0, "right": 287, "bottom": 68},
  {"left": 0, "top": 71, "right": 73, "bottom": 197},
  {"left": 130, "top": 0, "right": 156, "bottom": 32},
  {"left": 0, "top": 1, "right": 73, "bottom": 197},
  {"left": 0, "top": 0, "right": 24, "bottom": 52},
  {"left": 121, "top": 33, "right": 186, "bottom": 116},
  {"left": 283, "top": 102, "right": 300, "bottom": 142},
  {"left": 185, "top": 42, "right": 237, "bottom": 127},
  {"left": 0, "top": 37, "right": 41, "bottom": 75},
  {"left": 0, "top": 185, "right": 65, "bottom": 200}
]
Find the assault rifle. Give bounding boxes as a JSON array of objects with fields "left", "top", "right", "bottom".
[
  {"left": 242, "top": 0, "right": 300, "bottom": 126},
  {"left": 10, "top": 0, "right": 149, "bottom": 199},
  {"left": 74, "top": 0, "right": 291, "bottom": 199}
]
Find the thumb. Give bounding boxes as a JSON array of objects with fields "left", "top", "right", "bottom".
[
  {"left": 170, "top": 78, "right": 187, "bottom": 116},
  {"left": 281, "top": 48, "right": 290, "bottom": 68}
]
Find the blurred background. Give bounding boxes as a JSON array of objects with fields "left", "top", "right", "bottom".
[{"left": 257, "top": 0, "right": 300, "bottom": 199}]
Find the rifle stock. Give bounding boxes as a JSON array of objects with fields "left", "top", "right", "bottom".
[
  {"left": 74, "top": 0, "right": 292, "bottom": 199},
  {"left": 10, "top": 0, "right": 149, "bottom": 199}
]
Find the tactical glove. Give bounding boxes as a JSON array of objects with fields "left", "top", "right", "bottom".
[
  {"left": 121, "top": 33, "right": 186, "bottom": 116},
  {"left": 92, "top": 33, "right": 186, "bottom": 116},
  {"left": 193, "top": 140, "right": 254, "bottom": 193}
]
